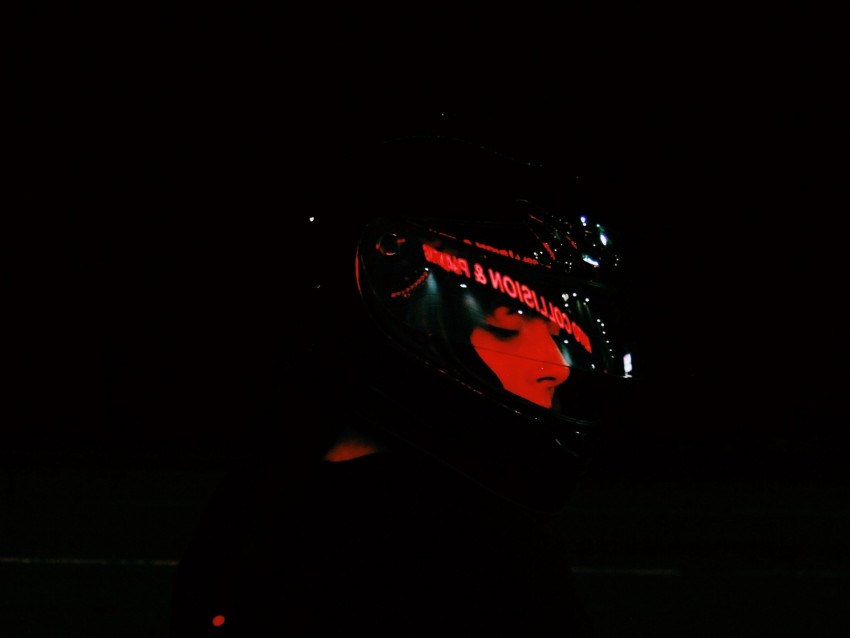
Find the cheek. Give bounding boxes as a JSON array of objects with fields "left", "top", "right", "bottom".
[
  {"left": 470, "top": 330, "right": 528, "bottom": 374},
  {"left": 470, "top": 330, "right": 511, "bottom": 371}
]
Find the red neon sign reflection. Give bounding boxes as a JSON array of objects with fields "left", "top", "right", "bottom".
[{"left": 422, "top": 243, "right": 592, "bottom": 354}]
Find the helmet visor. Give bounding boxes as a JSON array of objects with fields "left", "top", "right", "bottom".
[{"left": 357, "top": 213, "right": 633, "bottom": 423}]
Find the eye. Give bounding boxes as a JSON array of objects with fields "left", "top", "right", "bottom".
[{"left": 482, "top": 324, "right": 519, "bottom": 340}]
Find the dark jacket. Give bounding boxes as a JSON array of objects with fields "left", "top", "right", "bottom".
[{"left": 169, "top": 448, "right": 594, "bottom": 636}]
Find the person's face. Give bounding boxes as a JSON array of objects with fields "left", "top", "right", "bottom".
[{"left": 470, "top": 306, "right": 570, "bottom": 409}]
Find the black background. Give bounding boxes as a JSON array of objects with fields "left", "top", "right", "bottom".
[{"left": 6, "top": 7, "right": 849, "bottom": 637}]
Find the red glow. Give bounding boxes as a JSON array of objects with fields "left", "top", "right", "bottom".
[
  {"left": 471, "top": 306, "right": 570, "bottom": 408},
  {"left": 212, "top": 614, "right": 225, "bottom": 627},
  {"left": 323, "top": 440, "right": 382, "bottom": 461}
]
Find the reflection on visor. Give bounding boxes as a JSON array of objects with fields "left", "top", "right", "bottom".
[
  {"left": 470, "top": 306, "right": 571, "bottom": 409},
  {"left": 422, "top": 243, "right": 594, "bottom": 356},
  {"left": 358, "top": 214, "right": 633, "bottom": 418}
]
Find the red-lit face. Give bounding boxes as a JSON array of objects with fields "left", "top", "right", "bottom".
[{"left": 470, "top": 306, "right": 570, "bottom": 409}]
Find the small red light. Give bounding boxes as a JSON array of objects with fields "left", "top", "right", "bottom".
[{"left": 212, "top": 614, "right": 225, "bottom": 627}]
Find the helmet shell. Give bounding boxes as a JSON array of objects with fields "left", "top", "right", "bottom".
[{"left": 293, "top": 134, "right": 635, "bottom": 511}]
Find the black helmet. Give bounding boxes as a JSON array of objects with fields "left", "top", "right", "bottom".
[{"left": 291, "top": 133, "right": 636, "bottom": 511}]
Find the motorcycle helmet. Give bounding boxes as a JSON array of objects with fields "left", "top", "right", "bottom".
[{"left": 292, "top": 132, "right": 636, "bottom": 511}]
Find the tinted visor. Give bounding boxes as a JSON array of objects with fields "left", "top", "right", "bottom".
[{"left": 357, "top": 213, "right": 633, "bottom": 423}]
